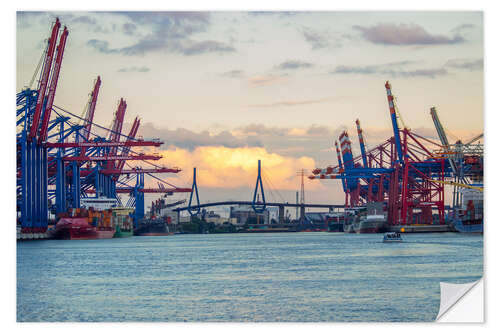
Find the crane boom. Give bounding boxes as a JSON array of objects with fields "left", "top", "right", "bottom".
[
  {"left": 430, "top": 106, "right": 458, "bottom": 176},
  {"left": 45, "top": 140, "right": 161, "bottom": 148},
  {"left": 38, "top": 26, "right": 68, "bottom": 143},
  {"left": 355, "top": 118, "right": 368, "bottom": 168},
  {"left": 106, "top": 99, "right": 127, "bottom": 169},
  {"left": 29, "top": 18, "right": 60, "bottom": 141},
  {"left": 428, "top": 179, "right": 483, "bottom": 192},
  {"left": 335, "top": 140, "right": 347, "bottom": 192},
  {"left": 385, "top": 81, "right": 404, "bottom": 163},
  {"left": 115, "top": 117, "right": 140, "bottom": 173},
  {"left": 82, "top": 76, "right": 102, "bottom": 142},
  {"left": 62, "top": 154, "right": 161, "bottom": 162},
  {"left": 465, "top": 133, "right": 483, "bottom": 145}
]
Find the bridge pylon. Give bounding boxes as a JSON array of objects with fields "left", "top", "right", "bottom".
[
  {"left": 187, "top": 167, "right": 201, "bottom": 216},
  {"left": 252, "top": 160, "right": 266, "bottom": 213}
]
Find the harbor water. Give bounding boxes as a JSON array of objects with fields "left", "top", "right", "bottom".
[{"left": 17, "top": 232, "right": 483, "bottom": 322}]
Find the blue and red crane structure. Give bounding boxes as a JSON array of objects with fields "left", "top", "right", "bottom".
[
  {"left": 310, "top": 81, "right": 453, "bottom": 226},
  {"left": 17, "top": 18, "right": 191, "bottom": 233}
]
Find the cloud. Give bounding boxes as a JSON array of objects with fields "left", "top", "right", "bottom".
[
  {"left": 122, "top": 22, "right": 137, "bottom": 35},
  {"left": 87, "top": 39, "right": 115, "bottom": 54},
  {"left": 233, "top": 123, "right": 335, "bottom": 141},
  {"left": 86, "top": 12, "right": 236, "bottom": 56},
  {"left": 181, "top": 40, "right": 236, "bottom": 55},
  {"left": 220, "top": 70, "right": 245, "bottom": 78},
  {"left": 274, "top": 60, "right": 314, "bottom": 70},
  {"left": 17, "top": 12, "right": 114, "bottom": 33},
  {"left": 384, "top": 68, "right": 447, "bottom": 79},
  {"left": 445, "top": 58, "right": 483, "bottom": 71},
  {"left": 117, "top": 66, "right": 150, "bottom": 72},
  {"left": 234, "top": 124, "right": 290, "bottom": 137},
  {"left": 450, "top": 23, "right": 476, "bottom": 34},
  {"left": 354, "top": 23, "right": 465, "bottom": 45},
  {"left": 69, "top": 15, "right": 97, "bottom": 25},
  {"left": 248, "top": 11, "right": 298, "bottom": 18},
  {"left": 299, "top": 26, "right": 340, "bottom": 49},
  {"left": 138, "top": 123, "right": 262, "bottom": 151},
  {"left": 248, "top": 74, "right": 288, "bottom": 86},
  {"left": 330, "top": 61, "right": 448, "bottom": 79},
  {"left": 157, "top": 146, "right": 319, "bottom": 190},
  {"left": 248, "top": 97, "right": 330, "bottom": 108},
  {"left": 306, "top": 125, "right": 331, "bottom": 136}
]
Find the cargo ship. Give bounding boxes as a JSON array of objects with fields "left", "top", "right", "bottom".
[
  {"left": 53, "top": 217, "right": 97, "bottom": 240},
  {"left": 54, "top": 197, "right": 120, "bottom": 240},
  {"left": 344, "top": 202, "right": 387, "bottom": 233},
  {"left": 54, "top": 207, "right": 116, "bottom": 239},
  {"left": 134, "top": 216, "right": 173, "bottom": 236},
  {"left": 112, "top": 207, "right": 134, "bottom": 238},
  {"left": 327, "top": 213, "right": 344, "bottom": 232},
  {"left": 93, "top": 209, "right": 115, "bottom": 239},
  {"left": 343, "top": 207, "right": 362, "bottom": 233},
  {"left": 134, "top": 198, "right": 182, "bottom": 236},
  {"left": 452, "top": 185, "right": 483, "bottom": 233},
  {"left": 353, "top": 213, "right": 386, "bottom": 233}
]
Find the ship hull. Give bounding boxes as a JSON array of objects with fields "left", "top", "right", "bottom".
[
  {"left": 54, "top": 218, "right": 98, "bottom": 240},
  {"left": 135, "top": 232, "right": 173, "bottom": 236},
  {"left": 328, "top": 222, "right": 344, "bottom": 232},
  {"left": 95, "top": 228, "right": 115, "bottom": 239},
  {"left": 134, "top": 218, "right": 171, "bottom": 236},
  {"left": 453, "top": 218, "right": 483, "bottom": 233},
  {"left": 114, "top": 227, "right": 133, "bottom": 238},
  {"left": 353, "top": 220, "right": 386, "bottom": 234}
]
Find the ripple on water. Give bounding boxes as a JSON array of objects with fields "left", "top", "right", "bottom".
[{"left": 17, "top": 232, "right": 482, "bottom": 322}]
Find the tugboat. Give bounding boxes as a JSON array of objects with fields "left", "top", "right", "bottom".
[{"left": 383, "top": 232, "right": 403, "bottom": 243}]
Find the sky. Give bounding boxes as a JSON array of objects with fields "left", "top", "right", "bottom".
[{"left": 16, "top": 11, "right": 484, "bottom": 208}]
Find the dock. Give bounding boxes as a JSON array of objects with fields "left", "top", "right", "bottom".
[{"left": 389, "top": 224, "right": 455, "bottom": 233}]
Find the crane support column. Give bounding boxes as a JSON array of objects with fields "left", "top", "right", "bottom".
[{"left": 385, "top": 81, "right": 404, "bottom": 163}]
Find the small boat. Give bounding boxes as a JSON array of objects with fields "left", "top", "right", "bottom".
[{"left": 383, "top": 232, "right": 403, "bottom": 243}]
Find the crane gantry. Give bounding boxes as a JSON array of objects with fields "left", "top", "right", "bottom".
[{"left": 17, "top": 18, "right": 191, "bottom": 234}]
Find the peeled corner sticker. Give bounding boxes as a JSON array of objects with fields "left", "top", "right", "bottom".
[{"left": 436, "top": 278, "right": 483, "bottom": 322}]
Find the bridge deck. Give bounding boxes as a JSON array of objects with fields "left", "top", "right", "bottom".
[{"left": 173, "top": 201, "right": 344, "bottom": 212}]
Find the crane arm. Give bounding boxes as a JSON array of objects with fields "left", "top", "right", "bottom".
[
  {"left": 385, "top": 81, "right": 404, "bottom": 163},
  {"left": 115, "top": 117, "right": 140, "bottom": 173},
  {"left": 465, "top": 133, "right": 483, "bottom": 145},
  {"left": 356, "top": 118, "right": 368, "bottom": 168},
  {"left": 430, "top": 106, "right": 458, "bottom": 176},
  {"left": 83, "top": 76, "right": 102, "bottom": 142},
  {"left": 29, "top": 18, "right": 60, "bottom": 141},
  {"left": 106, "top": 99, "right": 127, "bottom": 169},
  {"left": 38, "top": 26, "right": 69, "bottom": 143},
  {"left": 428, "top": 179, "right": 483, "bottom": 192}
]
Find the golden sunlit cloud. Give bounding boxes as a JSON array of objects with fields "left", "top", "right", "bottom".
[{"left": 157, "top": 146, "right": 324, "bottom": 191}]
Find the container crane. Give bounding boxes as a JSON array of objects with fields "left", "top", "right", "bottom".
[
  {"left": 28, "top": 18, "right": 60, "bottom": 141},
  {"left": 355, "top": 119, "right": 368, "bottom": 168},
  {"left": 38, "top": 26, "right": 68, "bottom": 144},
  {"left": 80, "top": 76, "right": 101, "bottom": 156},
  {"left": 385, "top": 81, "right": 404, "bottom": 163},
  {"left": 430, "top": 106, "right": 459, "bottom": 176}
]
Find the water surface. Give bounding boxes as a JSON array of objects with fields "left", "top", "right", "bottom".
[{"left": 17, "top": 232, "right": 483, "bottom": 322}]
